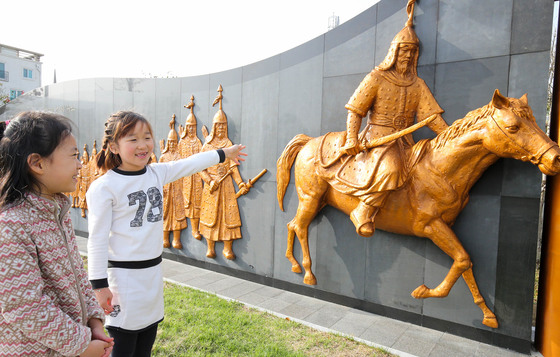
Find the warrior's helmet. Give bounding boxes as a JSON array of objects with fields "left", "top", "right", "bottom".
[
  {"left": 207, "top": 85, "right": 229, "bottom": 143},
  {"left": 167, "top": 114, "right": 178, "bottom": 143},
  {"left": 376, "top": 0, "right": 419, "bottom": 74}
]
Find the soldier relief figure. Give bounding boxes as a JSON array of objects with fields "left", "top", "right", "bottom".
[
  {"left": 199, "top": 86, "right": 249, "bottom": 260},
  {"left": 160, "top": 115, "right": 188, "bottom": 249},
  {"left": 179, "top": 96, "right": 204, "bottom": 240}
]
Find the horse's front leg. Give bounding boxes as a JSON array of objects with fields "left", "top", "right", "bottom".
[
  {"left": 412, "top": 219, "right": 497, "bottom": 327},
  {"left": 412, "top": 219, "right": 472, "bottom": 298},
  {"left": 462, "top": 267, "right": 498, "bottom": 328}
]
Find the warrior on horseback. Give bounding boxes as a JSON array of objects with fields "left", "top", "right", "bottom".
[{"left": 340, "top": 0, "right": 449, "bottom": 236}]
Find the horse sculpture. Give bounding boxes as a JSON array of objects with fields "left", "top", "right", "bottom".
[{"left": 276, "top": 90, "right": 560, "bottom": 328}]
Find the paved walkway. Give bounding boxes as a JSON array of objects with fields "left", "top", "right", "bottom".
[{"left": 76, "top": 236, "right": 541, "bottom": 357}]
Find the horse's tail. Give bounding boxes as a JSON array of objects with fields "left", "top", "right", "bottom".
[{"left": 277, "top": 134, "right": 312, "bottom": 211}]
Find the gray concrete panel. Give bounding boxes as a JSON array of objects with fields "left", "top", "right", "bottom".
[
  {"left": 511, "top": 0, "right": 554, "bottom": 54},
  {"left": 128, "top": 78, "right": 156, "bottom": 140},
  {"left": 61, "top": 81, "right": 79, "bottom": 127},
  {"left": 422, "top": 195, "right": 500, "bottom": 328},
  {"left": 436, "top": 0, "right": 513, "bottom": 63},
  {"left": 494, "top": 196, "right": 539, "bottom": 340},
  {"left": 241, "top": 57, "right": 280, "bottom": 178},
  {"left": 324, "top": 6, "right": 376, "bottom": 78},
  {"left": 375, "top": 0, "right": 407, "bottom": 67},
  {"left": 314, "top": 206, "right": 367, "bottom": 299},
  {"left": 280, "top": 35, "right": 324, "bottom": 71},
  {"left": 113, "top": 79, "right": 134, "bottom": 116},
  {"left": 321, "top": 73, "right": 365, "bottom": 134},
  {"left": 94, "top": 78, "right": 114, "bottom": 126},
  {"left": 233, "top": 181, "right": 276, "bottom": 277},
  {"left": 277, "top": 37, "right": 324, "bottom": 159},
  {"left": 155, "top": 78, "right": 182, "bottom": 142},
  {"left": 413, "top": 0, "right": 439, "bottom": 66},
  {"left": 243, "top": 55, "right": 280, "bottom": 82},
  {"left": 434, "top": 56, "right": 510, "bottom": 125},
  {"left": 502, "top": 160, "right": 544, "bottom": 200},
  {"left": 76, "top": 79, "right": 96, "bottom": 146},
  {"left": 45, "top": 82, "right": 65, "bottom": 116},
  {"left": 469, "top": 159, "right": 504, "bottom": 197},
  {"left": 413, "top": 65, "right": 440, "bottom": 142},
  {"left": 509, "top": 51, "right": 551, "bottom": 130},
  {"left": 364, "top": 230, "right": 425, "bottom": 313}
]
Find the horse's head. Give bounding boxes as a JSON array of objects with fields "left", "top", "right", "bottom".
[{"left": 483, "top": 89, "right": 560, "bottom": 175}]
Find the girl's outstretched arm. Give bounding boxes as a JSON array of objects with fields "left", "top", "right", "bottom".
[{"left": 223, "top": 144, "right": 247, "bottom": 165}]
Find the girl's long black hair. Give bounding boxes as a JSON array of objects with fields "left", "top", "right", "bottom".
[{"left": 0, "top": 111, "right": 73, "bottom": 208}]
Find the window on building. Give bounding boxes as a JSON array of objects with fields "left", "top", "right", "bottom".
[
  {"left": 0, "top": 63, "right": 5, "bottom": 80},
  {"left": 23, "top": 68, "right": 33, "bottom": 79}
]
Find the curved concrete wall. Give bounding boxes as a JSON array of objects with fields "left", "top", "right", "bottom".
[{"left": 1, "top": 0, "right": 555, "bottom": 352}]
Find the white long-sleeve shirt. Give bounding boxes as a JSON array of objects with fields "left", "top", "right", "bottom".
[
  {"left": 87, "top": 150, "right": 221, "bottom": 281},
  {"left": 86, "top": 150, "right": 222, "bottom": 330}
]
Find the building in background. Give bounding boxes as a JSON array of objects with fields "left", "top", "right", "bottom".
[{"left": 0, "top": 43, "right": 43, "bottom": 101}]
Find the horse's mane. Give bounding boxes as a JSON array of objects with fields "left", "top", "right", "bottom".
[
  {"left": 431, "top": 97, "right": 534, "bottom": 150},
  {"left": 432, "top": 104, "right": 495, "bottom": 150}
]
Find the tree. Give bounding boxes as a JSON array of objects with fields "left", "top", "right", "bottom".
[{"left": 0, "top": 83, "right": 9, "bottom": 105}]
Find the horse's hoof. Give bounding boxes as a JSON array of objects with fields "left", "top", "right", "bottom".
[
  {"left": 206, "top": 250, "right": 216, "bottom": 259},
  {"left": 193, "top": 232, "right": 202, "bottom": 240},
  {"left": 163, "top": 240, "right": 171, "bottom": 248},
  {"left": 172, "top": 242, "right": 183, "bottom": 249},
  {"left": 411, "top": 284, "right": 430, "bottom": 299},
  {"left": 483, "top": 316, "right": 498, "bottom": 328},
  {"left": 303, "top": 274, "right": 317, "bottom": 285},
  {"left": 292, "top": 265, "right": 302, "bottom": 273}
]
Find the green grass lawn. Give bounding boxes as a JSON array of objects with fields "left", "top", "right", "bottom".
[
  {"left": 154, "top": 282, "right": 393, "bottom": 356},
  {"left": 82, "top": 256, "right": 394, "bottom": 356}
]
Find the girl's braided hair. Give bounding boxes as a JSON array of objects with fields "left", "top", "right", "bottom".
[{"left": 96, "top": 111, "right": 154, "bottom": 171}]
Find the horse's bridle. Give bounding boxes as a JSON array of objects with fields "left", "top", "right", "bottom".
[{"left": 489, "top": 113, "right": 558, "bottom": 166}]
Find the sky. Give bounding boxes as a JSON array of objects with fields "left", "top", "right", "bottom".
[{"left": 3, "top": 0, "right": 377, "bottom": 85}]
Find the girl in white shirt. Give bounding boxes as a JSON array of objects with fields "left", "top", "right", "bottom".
[{"left": 87, "top": 111, "right": 246, "bottom": 357}]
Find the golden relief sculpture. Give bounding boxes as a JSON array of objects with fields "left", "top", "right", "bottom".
[
  {"left": 90, "top": 140, "right": 105, "bottom": 182},
  {"left": 70, "top": 141, "right": 104, "bottom": 217},
  {"left": 199, "top": 85, "right": 249, "bottom": 260},
  {"left": 160, "top": 114, "right": 188, "bottom": 249},
  {"left": 276, "top": 0, "right": 560, "bottom": 328},
  {"left": 78, "top": 144, "right": 91, "bottom": 217},
  {"left": 179, "top": 95, "right": 204, "bottom": 240},
  {"left": 70, "top": 144, "right": 88, "bottom": 208}
]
